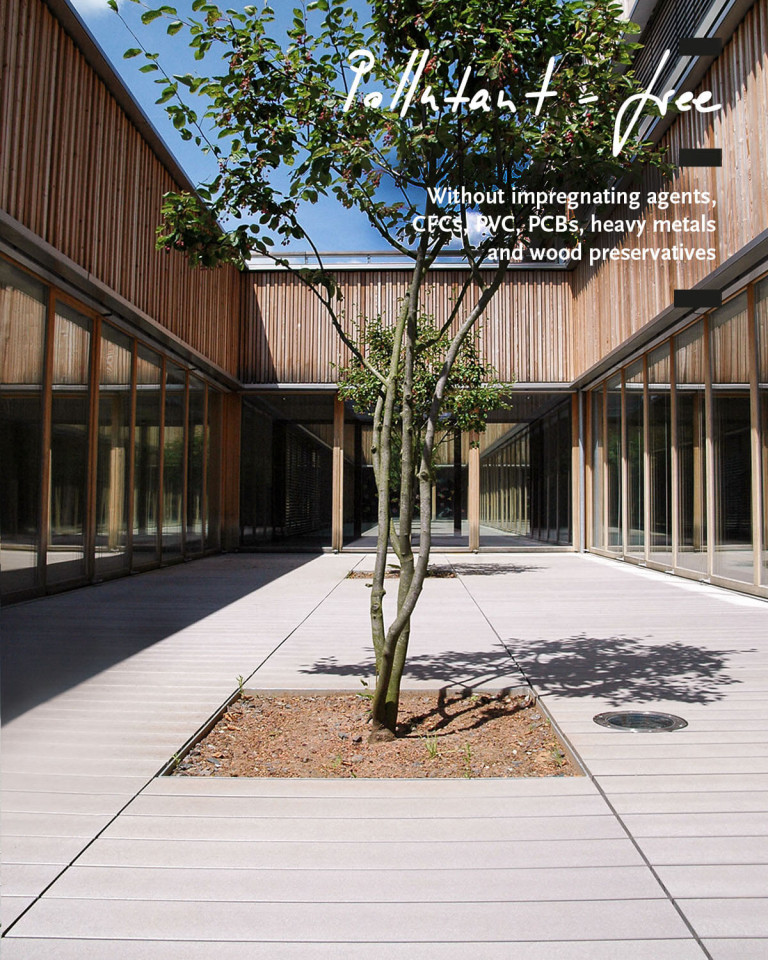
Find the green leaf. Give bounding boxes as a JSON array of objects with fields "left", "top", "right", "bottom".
[
  {"left": 139, "top": 63, "right": 159, "bottom": 73},
  {"left": 167, "top": 20, "right": 184, "bottom": 35},
  {"left": 123, "top": 48, "right": 142, "bottom": 59},
  {"left": 141, "top": 9, "right": 164, "bottom": 24}
]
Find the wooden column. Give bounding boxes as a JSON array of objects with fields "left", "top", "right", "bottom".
[
  {"left": 331, "top": 393, "right": 345, "bottom": 552},
  {"left": 468, "top": 432, "right": 480, "bottom": 551},
  {"left": 219, "top": 392, "right": 242, "bottom": 551}
]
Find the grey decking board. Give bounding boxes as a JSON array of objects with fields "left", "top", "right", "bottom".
[
  {"left": 0, "top": 939, "right": 710, "bottom": 960},
  {"left": 98, "top": 812, "right": 627, "bottom": 843},
  {"left": 74, "top": 837, "right": 648, "bottom": 870},
  {"left": 42, "top": 864, "right": 667, "bottom": 903},
  {"left": 6, "top": 897, "right": 693, "bottom": 941},
  {"left": 2, "top": 552, "right": 766, "bottom": 955}
]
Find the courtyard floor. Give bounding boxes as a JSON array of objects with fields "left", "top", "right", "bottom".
[{"left": 1, "top": 552, "right": 766, "bottom": 959}]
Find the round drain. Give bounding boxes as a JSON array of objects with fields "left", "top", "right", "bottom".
[{"left": 593, "top": 711, "right": 688, "bottom": 732}]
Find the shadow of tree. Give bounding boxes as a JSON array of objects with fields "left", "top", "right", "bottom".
[
  {"left": 301, "top": 632, "right": 748, "bottom": 707},
  {"left": 300, "top": 647, "right": 519, "bottom": 690},
  {"left": 503, "top": 633, "right": 748, "bottom": 706},
  {"left": 451, "top": 563, "right": 544, "bottom": 576}
]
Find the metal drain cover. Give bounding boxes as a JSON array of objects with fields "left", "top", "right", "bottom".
[{"left": 593, "top": 711, "right": 688, "bottom": 732}]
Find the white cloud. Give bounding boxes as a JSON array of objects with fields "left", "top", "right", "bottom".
[{"left": 70, "top": 0, "right": 114, "bottom": 17}]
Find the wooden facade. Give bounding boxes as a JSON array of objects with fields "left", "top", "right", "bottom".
[
  {"left": 571, "top": 0, "right": 768, "bottom": 379},
  {"left": 1, "top": 0, "right": 242, "bottom": 378},
  {"left": 2, "top": 0, "right": 768, "bottom": 593},
  {"left": 241, "top": 269, "right": 572, "bottom": 384}
]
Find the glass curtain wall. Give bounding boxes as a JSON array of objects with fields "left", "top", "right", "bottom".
[
  {"left": 648, "top": 343, "right": 672, "bottom": 565},
  {"left": 0, "top": 261, "right": 46, "bottom": 594},
  {"left": 710, "top": 293, "right": 752, "bottom": 583},
  {"left": 758, "top": 279, "right": 768, "bottom": 586},
  {"left": 479, "top": 402, "right": 571, "bottom": 546},
  {"left": 590, "top": 273, "right": 768, "bottom": 596},
  {"left": 240, "top": 394, "right": 334, "bottom": 548},
  {"left": 591, "top": 386, "right": 604, "bottom": 549},
  {"left": 133, "top": 345, "right": 162, "bottom": 567},
  {"left": 676, "top": 319, "right": 708, "bottom": 573},
  {"left": 47, "top": 302, "right": 91, "bottom": 584},
  {"left": 186, "top": 374, "right": 205, "bottom": 555},
  {"left": 625, "top": 359, "right": 645, "bottom": 555},
  {"left": 606, "top": 373, "right": 623, "bottom": 552},
  {"left": 95, "top": 326, "right": 132, "bottom": 575},
  {"left": 163, "top": 362, "right": 186, "bottom": 559},
  {"left": 0, "top": 256, "right": 226, "bottom": 602}
]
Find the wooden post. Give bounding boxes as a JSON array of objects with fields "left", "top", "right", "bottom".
[
  {"left": 219, "top": 392, "right": 242, "bottom": 551},
  {"left": 331, "top": 393, "right": 345, "bottom": 551},
  {"left": 468, "top": 432, "right": 480, "bottom": 550}
]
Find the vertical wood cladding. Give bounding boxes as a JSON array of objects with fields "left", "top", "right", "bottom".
[
  {"left": 241, "top": 269, "right": 572, "bottom": 384},
  {"left": 571, "top": 0, "right": 768, "bottom": 380},
  {"left": 1, "top": 0, "right": 240, "bottom": 377}
]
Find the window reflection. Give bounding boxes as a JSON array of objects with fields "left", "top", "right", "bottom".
[
  {"left": 606, "top": 374, "right": 622, "bottom": 552},
  {"left": 95, "top": 326, "right": 132, "bottom": 574},
  {"left": 47, "top": 302, "right": 91, "bottom": 584},
  {"left": 758, "top": 279, "right": 768, "bottom": 586},
  {"left": 133, "top": 345, "right": 161, "bottom": 567},
  {"left": 163, "top": 362, "right": 186, "bottom": 558},
  {"left": 675, "top": 320, "right": 708, "bottom": 574},
  {"left": 186, "top": 376, "right": 205, "bottom": 555},
  {"left": 711, "top": 294, "right": 752, "bottom": 582},
  {"left": 625, "top": 359, "right": 644, "bottom": 555},
  {"left": 0, "top": 262, "right": 46, "bottom": 595},
  {"left": 648, "top": 343, "right": 672, "bottom": 566}
]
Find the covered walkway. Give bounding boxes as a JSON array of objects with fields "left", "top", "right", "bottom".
[{"left": 1, "top": 553, "right": 766, "bottom": 958}]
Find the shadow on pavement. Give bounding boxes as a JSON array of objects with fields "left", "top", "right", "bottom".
[
  {"left": 504, "top": 633, "right": 749, "bottom": 706},
  {"left": 1, "top": 553, "right": 322, "bottom": 723}
]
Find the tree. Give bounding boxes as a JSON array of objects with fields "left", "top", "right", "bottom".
[{"left": 118, "top": 0, "right": 666, "bottom": 738}]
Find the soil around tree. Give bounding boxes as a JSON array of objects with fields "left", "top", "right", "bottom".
[{"left": 172, "top": 691, "right": 578, "bottom": 779}]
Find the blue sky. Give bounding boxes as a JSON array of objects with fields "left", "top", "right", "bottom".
[{"left": 69, "top": 0, "right": 387, "bottom": 251}]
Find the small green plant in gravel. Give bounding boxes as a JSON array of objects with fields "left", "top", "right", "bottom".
[{"left": 424, "top": 733, "right": 440, "bottom": 760}]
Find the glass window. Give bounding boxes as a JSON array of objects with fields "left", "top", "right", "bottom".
[
  {"left": 758, "top": 278, "right": 768, "bottom": 586},
  {"left": 0, "top": 261, "right": 46, "bottom": 595},
  {"left": 711, "top": 294, "right": 752, "bottom": 583},
  {"left": 163, "top": 362, "right": 186, "bottom": 559},
  {"left": 47, "top": 302, "right": 91, "bottom": 584},
  {"left": 606, "top": 374, "right": 622, "bottom": 552},
  {"left": 676, "top": 320, "right": 708, "bottom": 574},
  {"left": 625, "top": 359, "right": 645, "bottom": 556},
  {"left": 95, "top": 326, "right": 132, "bottom": 575},
  {"left": 591, "top": 387, "right": 604, "bottom": 549},
  {"left": 133, "top": 345, "right": 162, "bottom": 567},
  {"left": 648, "top": 343, "right": 672, "bottom": 566},
  {"left": 186, "top": 375, "right": 205, "bottom": 555},
  {"left": 205, "top": 389, "right": 221, "bottom": 551}
]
